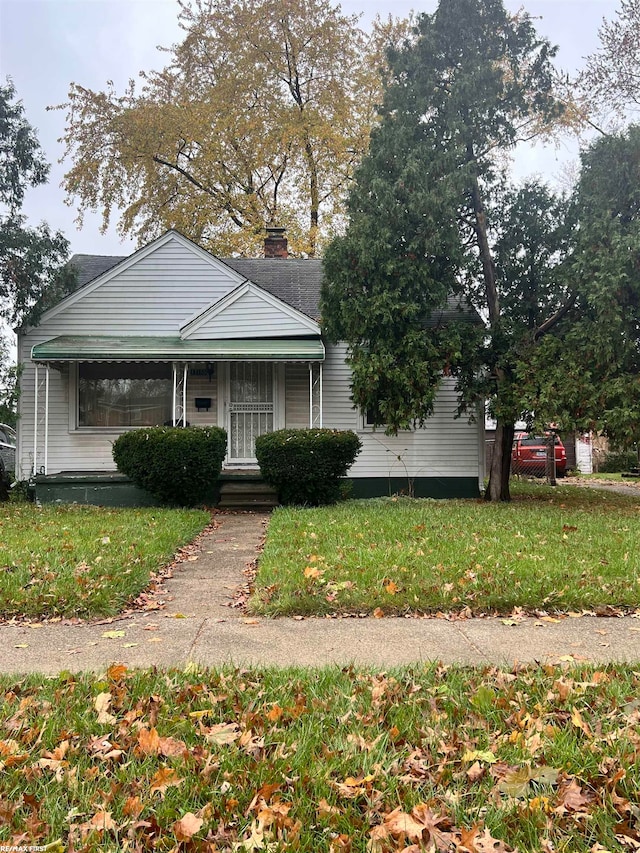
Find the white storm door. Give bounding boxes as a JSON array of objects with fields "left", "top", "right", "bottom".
[{"left": 228, "top": 362, "right": 274, "bottom": 462}]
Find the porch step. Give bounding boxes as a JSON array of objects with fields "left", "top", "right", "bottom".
[{"left": 217, "top": 480, "right": 279, "bottom": 510}]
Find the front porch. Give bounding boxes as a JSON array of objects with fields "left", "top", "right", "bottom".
[{"left": 28, "top": 334, "right": 325, "bottom": 478}]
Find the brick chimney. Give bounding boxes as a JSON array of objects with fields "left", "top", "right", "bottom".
[{"left": 264, "top": 226, "right": 288, "bottom": 259}]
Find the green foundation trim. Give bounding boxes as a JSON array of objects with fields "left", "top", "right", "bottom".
[
  {"left": 34, "top": 472, "right": 480, "bottom": 506},
  {"left": 34, "top": 471, "right": 222, "bottom": 507},
  {"left": 347, "top": 476, "right": 481, "bottom": 500}
]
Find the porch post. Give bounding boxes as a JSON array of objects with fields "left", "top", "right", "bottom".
[
  {"left": 44, "top": 364, "right": 50, "bottom": 475},
  {"left": 309, "top": 362, "right": 323, "bottom": 428},
  {"left": 172, "top": 363, "right": 177, "bottom": 426},
  {"left": 33, "top": 363, "right": 39, "bottom": 476},
  {"left": 183, "top": 363, "right": 188, "bottom": 426}
]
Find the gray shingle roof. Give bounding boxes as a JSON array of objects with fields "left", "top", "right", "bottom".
[
  {"left": 66, "top": 253, "right": 323, "bottom": 320},
  {"left": 224, "top": 258, "right": 322, "bottom": 320},
  {"left": 66, "top": 249, "right": 479, "bottom": 326},
  {"left": 69, "top": 254, "right": 126, "bottom": 288}
]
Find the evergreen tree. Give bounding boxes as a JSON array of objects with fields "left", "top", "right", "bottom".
[{"left": 322, "top": 0, "right": 565, "bottom": 501}]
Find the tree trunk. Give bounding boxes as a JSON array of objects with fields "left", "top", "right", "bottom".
[
  {"left": 304, "top": 138, "right": 319, "bottom": 258},
  {"left": 486, "top": 421, "right": 515, "bottom": 502}
]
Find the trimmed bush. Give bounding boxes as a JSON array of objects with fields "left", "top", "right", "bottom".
[
  {"left": 112, "top": 426, "right": 227, "bottom": 506},
  {"left": 255, "top": 428, "right": 362, "bottom": 506}
]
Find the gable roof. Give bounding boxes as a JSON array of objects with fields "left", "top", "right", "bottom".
[
  {"left": 180, "top": 280, "right": 321, "bottom": 339},
  {"left": 69, "top": 254, "right": 126, "bottom": 287},
  {"left": 61, "top": 232, "right": 480, "bottom": 328},
  {"left": 224, "top": 259, "right": 322, "bottom": 321},
  {"left": 65, "top": 251, "right": 323, "bottom": 321}
]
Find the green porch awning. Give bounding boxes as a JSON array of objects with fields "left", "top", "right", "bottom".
[{"left": 32, "top": 335, "right": 325, "bottom": 362}]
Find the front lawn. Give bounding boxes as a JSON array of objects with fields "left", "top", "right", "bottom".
[
  {"left": 0, "top": 504, "right": 210, "bottom": 619},
  {"left": 251, "top": 483, "right": 640, "bottom": 616},
  {"left": 1, "top": 663, "right": 638, "bottom": 851}
]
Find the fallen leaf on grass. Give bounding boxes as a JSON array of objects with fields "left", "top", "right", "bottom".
[
  {"left": 472, "top": 827, "right": 514, "bottom": 851},
  {"left": 173, "top": 812, "right": 203, "bottom": 842},
  {"left": 137, "top": 727, "right": 160, "bottom": 755},
  {"left": 158, "top": 736, "right": 188, "bottom": 757},
  {"left": 76, "top": 810, "right": 117, "bottom": 838},
  {"left": 123, "top": 796, "right": 143, "bottom": 817},
  {"left": 497, "top": 766, "right": 560, "bottom": 798},
  {"left": 150, "top": 766, "right": 183, "bottom": 795},
  {"left": 373, "top": 607, "right": 385, "bottom": 618},
  {"left": 333, "top": 773, "right": 377, "bottom": 798},
  {"left": 555, "top": 778, "right": 595, "bottom": 814},
  {"left": 379, "top": 804, "right": 454, "bottom": 847},
  {"left": 467, "top": 761, "right": 486, "bottom": 782},
  {"left": 94, "top": 692, "right": 116, "bottom": 725},
  {"left": 304, "top": 565, "right": 323, "bottom": 580},
  {"left": 317, "top": 798, "right": 342, "bottom": 819},
  {"left": 206, "top": 723, "right": 240, "bottom": 745},
  {"left": 571, "top": 707, "right": 593, "bottom": 738},
  {"left": 463, "top": 749, "right": 498, "bottom": 764}
]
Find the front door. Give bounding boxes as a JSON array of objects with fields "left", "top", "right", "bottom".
[{"left": 228, "top": 362, "right": 274, "bottom": 463}]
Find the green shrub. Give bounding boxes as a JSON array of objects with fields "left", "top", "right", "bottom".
[
  {"left": 112, "top": 426, "right": 227, "bottom": 506},
  {"left": 600, "top": 450, "right": 638, "bottom": 473},
  {"left": 255, "top": 428, "right": 362, "bottom": 506}
]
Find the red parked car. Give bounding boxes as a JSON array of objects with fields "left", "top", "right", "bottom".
[{"left": 511, "top": 433, "right": 566, "bottom": 478}]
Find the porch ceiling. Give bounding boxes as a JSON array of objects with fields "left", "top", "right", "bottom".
[{"left": 31, "top": 335, "right": 325, "bottom": 362}]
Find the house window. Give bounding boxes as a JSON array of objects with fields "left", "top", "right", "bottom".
[
  {"left": 363, "top": 404, "right": 385, "bottom": 429},
  {"left": 78, "top": 363, "right": 172, "bottom": 427}
]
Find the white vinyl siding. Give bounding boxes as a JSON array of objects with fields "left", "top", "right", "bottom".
[
  {"left": 185, "top": 367, "right": 218, "bottom": 427},
  {"left": 322, "top": 343, "right": 480, "bottom": 480},
  {"left": 285, "top": 363, "right": 310, "bottom": 428},
  {"left": 39, "top": 238, "right": 246, "bottom": 335},
  {"left": 184, "top": 289, "right": 316, "bottom": 339},
  {"left": 18, "top": 339, "right": 120, "bottom": 477}
]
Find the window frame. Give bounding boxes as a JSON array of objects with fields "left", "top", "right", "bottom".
[{"left": 71, "top": 362, "right": 174, "bottom": 432}]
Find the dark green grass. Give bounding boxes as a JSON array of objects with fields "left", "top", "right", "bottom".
[
  {"left": 251, "top": 482, "right": 640, "bottom": 616},
  {"left": 0, "top": 664, "right": 638, "bottom": 851},
  {"left": 0, "top": 504, "right": 209, "bottom": 618}
]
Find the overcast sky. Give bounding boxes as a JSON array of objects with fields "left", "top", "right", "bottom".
[{"left": 0, "top": 0, "right": 621, "bottom": 257}]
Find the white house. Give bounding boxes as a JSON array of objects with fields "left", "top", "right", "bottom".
[{"left": 17, "top": 229, "right": 485, "bottom": 504}]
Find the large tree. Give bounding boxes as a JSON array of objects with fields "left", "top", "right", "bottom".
[
  {"left": 0, "top": 81, "right": 75, "bottom": 423},
  {"left": 322, "top": 0, "right": 569, "bottom": 501},
  {"left": 59, "top": 0, "right": 408, "bottom": 257},
  {"left": 580, "top": 0, "right": 640, "bottom": 121},
  {"left": 521, "top": 126, "right": 640, "bottom": 448}
]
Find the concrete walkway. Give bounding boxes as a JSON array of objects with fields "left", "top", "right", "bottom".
[{"left": 1, "top": 512, "right": 639, "bottom": 674}]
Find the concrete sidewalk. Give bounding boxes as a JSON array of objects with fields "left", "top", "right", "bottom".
[{"left": 1, "top": 512, "right": 639, "bottom": 674}]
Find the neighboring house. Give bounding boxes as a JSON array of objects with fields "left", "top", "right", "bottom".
[
  {"left": 17, "top": 228, "right": 485, "bottom": 503},
  {"left": 0, "top": 423, "right": 16, "bottom": 477}
]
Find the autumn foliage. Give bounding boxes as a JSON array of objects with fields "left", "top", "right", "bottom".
[{"left": 57, "top": 0, "right": 409, "bottom": 257}]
